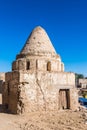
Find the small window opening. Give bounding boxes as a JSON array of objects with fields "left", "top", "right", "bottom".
[
  {"left": 26, "top": 61, "right": 30, "bottom": 70},
  {"left": 47, "top": 61, "right": 51, "bottom": 71}
]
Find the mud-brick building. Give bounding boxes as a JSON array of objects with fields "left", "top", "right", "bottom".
[
  {"left": 0, "top": 73, "right": 5, "bottom": 104},
  {"left": 2, "top": 26, "right": 78, "bottom": 114},
  {"left": 77, "top": 78, "right": 87, "bottom": 89},
  {"left": 0, "top": 73, "right": 5, "bottom": 93}
]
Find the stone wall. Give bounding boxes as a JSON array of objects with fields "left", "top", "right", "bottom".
[
  {"left": 0, "top": 73, "right": 5, "bottom": 81},
  {"left": 78, "top": 79, "right": 87, "bottom": 88},
  {"left": 14, "top": 71, "right": 78, "bottom": 114},
  {"left": 12, "top": 57, "right": 64, "bottom": 73},
  {"left": 79, "top": 79, "right": 87, "bottom": 84},
  {"left": 2, "top": 71, "right": 19, "bottom": 113},
  {"left": 0, "top": 73, "right": 5, "bottom": 104},
  {"left": 70, "top": 88, "right": 78, "bottom": 110},
  {"left": 3, "top": 70, "right": 78, "bottom": 114}
]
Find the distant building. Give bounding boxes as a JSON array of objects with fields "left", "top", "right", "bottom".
[
  {"left": 77, "top": 79, "right": 87, "bottom": 89},
  {"left": 2, "top": 26, "right": 78, "bottom": 114}
]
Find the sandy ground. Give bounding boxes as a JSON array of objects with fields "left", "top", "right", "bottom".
[{"left": 0, "top": 110, "right": 87, "bottom": 130}]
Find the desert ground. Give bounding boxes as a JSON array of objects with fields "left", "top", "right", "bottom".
[{"left": 0, "top": 109, "right": 87, "bottom": 130}]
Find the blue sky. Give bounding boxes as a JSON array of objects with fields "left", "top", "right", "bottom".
[{"left": 0, "top": 0, "right": 87, "bottom": 76}]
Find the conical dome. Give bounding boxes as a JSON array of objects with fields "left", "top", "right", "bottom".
[{"left": 20, "top": 26, "right": 56, "bottom": 56}]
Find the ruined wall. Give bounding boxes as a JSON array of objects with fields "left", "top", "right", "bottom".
[
  {"left": 15, "top": 71, "right": 77, "bottom": 114},
  {"left": 0, "top": 73, "right": 5, "bottom": 81},
  {"left": 0, "top": 73, "right": 5, "bottom": 104},
  {"left": 0, "top": 73, "right": 5, "bottom": 93},
  {"left": 2, "top": 71, "right": 19, "bottom": 113},
  {"left": 2, "top": 61, "right": 77, "bottom": 114},
  {"left": 70, "top": 88, "right": 78, "bottom": 110},
  {"left": 12, "top": 56, "right": 64, "bottom": 73}
]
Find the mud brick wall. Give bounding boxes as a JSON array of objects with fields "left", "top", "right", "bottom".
[{"left": 2, "top": 71, "right": 19, "bottom": 113}]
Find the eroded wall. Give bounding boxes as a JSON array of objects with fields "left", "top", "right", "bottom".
[
  {"left": 2, "top": 71, "right": 19, "bottom": 113},
  {"left": 12, "top": 57, "right": 64, "bottom": 72},
  {"left": 15, "top": 71, "right": 78, "bottom": 114},
  {"left": 0, "top": 73, "right": 5, "bottom": 93},
  {"left": 2, "top": 67, "right": 78, "bottom": 114},
  {"left": 0, "top": 73, "right": 5, "bottom": 104}
]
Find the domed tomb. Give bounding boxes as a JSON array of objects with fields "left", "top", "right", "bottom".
[
  {"left": 2, "top": 26, "right": 78, "bottom": 114},
  {"left": 12, "top": 26, "right": 64, "bottom": 72},
  {"left": 20, "top": 26, "right": 56, "bottom": 56}
]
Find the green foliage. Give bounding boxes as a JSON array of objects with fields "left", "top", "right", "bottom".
[{"left": 75, "top": 73, "right": 84, "bottom": 80}]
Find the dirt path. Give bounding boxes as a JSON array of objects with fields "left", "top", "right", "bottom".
[{"left": 0, "top": 110, "right": 87, "bottom": 130}]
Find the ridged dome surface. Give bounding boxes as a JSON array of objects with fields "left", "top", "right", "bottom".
[{"left": 20, "top": 26, "right": 56, "bottom": 55}]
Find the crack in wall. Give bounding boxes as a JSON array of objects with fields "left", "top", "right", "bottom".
[{"left": 36, "top": 78, "right": 46, "bottom": 111}]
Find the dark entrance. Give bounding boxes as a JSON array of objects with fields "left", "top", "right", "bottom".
[{"left": 59, "top": 89, "right": 70, "bottom": 109}]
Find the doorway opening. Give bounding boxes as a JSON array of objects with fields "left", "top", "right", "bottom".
[{"left": 59, "top": 89, "right": 70, "bottom": 110}]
